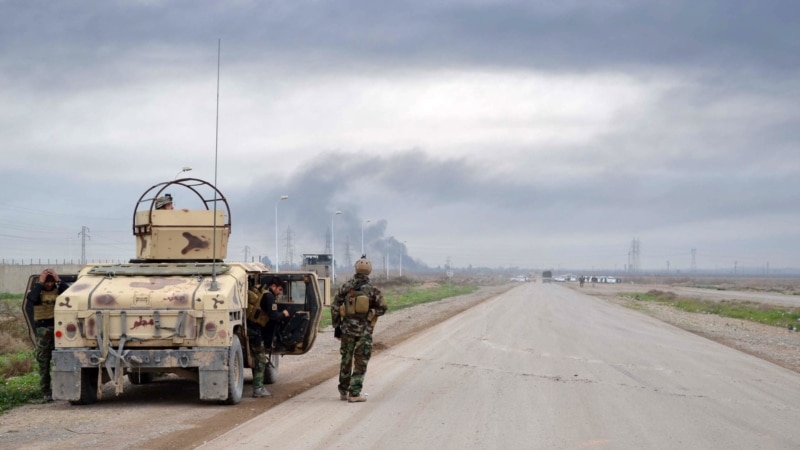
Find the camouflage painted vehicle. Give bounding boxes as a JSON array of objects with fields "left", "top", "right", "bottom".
[{"left": 26, "top": 178, "right": 323, "bottom": 405}]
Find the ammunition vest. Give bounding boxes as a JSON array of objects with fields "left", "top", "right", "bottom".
[
  {"left": 246, "top": 288, "right": 269, "bottom": 327},
  {"left": 339, "top": 286, "right": 371, "bottom": 318},
  {"left": 33, "top": 288, "right": 58, "bottom": 321}
]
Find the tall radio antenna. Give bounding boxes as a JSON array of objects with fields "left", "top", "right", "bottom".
[{"left": 210, "top": 38, "right": 221, "bottom": 291}]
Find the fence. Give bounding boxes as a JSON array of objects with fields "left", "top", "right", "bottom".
[{"left": 0, "top": 263, "right": 88, "bottom": 294}]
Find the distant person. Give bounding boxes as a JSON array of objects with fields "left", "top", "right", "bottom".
[
  {"left": 331, "top": 255, "right": 387, "bottom": 403},
  {"left": 27, "top": 269, "right": 69, "bottom": 402},
  {"left": 579, "top": 276, "right": 585, "bottom": 288},
  {"left": 155, "top": 194, "right": 174, "bottom": 210}
]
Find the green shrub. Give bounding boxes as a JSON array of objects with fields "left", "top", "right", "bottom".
[{"left": 0, "top": 372, "right": 41, "bottom": 414}]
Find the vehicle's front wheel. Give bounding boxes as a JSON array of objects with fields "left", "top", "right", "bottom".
[{"left": 225, "top": 335, "right": 244, "bottom": 405}]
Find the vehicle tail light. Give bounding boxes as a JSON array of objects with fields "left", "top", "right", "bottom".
[
  {"left": 204, "top": 322, "right": 217, "bottom": 338},
  {"left": 65, "top": 323, "right": 77, "bottom": 339}
]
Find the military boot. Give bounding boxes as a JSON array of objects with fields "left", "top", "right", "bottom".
[
  {"left": 253, "top": 387, "right": 271, "bottom": 398},
  {"left": 348, "top": 394, "right": 367, "bottom": 403}
]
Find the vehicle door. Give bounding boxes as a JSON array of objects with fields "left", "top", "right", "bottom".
[
  {"left": 259, "top": 272, "right": 323, "bottom": 355},
  {"left": 22, "top": 273, "right": 78, "bottom": 346}
]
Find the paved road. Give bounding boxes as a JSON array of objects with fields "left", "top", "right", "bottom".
[{"left": 203, "top": 282, "right": 800, "bottom": 449}]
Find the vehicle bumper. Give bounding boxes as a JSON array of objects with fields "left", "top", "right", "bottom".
[{"left": 52, "top": 347, "right": 230, "bottom": 401}]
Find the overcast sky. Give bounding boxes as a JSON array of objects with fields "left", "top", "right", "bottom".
[{"left": 1, "top": 1, "right": 798, "bottom": 274}]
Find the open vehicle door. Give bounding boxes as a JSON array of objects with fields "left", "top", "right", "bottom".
[
  {"left": 22, "top": 273, "right": 78, "bottom": 346},
  {"left": 260, "top": 272, "right": 323, "bottom": 355}
]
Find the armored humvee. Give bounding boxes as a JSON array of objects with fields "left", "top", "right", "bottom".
[{"left": 24, "top": 178, "right": 323, "bottom": 405}]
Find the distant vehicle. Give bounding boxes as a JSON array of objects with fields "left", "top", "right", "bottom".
[
  {"left": 542, "top": 270, "right": 553, "bottom": 283},
  {"left": 510, "top": 275, "right": 528, "bottom": 282}
]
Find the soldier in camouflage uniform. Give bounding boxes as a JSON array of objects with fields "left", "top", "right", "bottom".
[
  {"left": 246, "top": 277, "right": 289, "bottom": 398},
  {"left": 26, "top": 269, "right": 69, "bottom": 402},
  {"left": 246, "top": 277, "right": 270, "bottom": 397},
  {"left": 332, "top": 256, "right": 387, "bottom": 403}
]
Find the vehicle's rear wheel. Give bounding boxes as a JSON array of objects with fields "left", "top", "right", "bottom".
[
  {"left": 264, "top": 353, "right": 280, "bottom": 385},
  {"left": 70, "top": 368, "right": 99, "bottom": 405},
  {"left": 225, "top": 335, "right": 244, "bottom": 405}
]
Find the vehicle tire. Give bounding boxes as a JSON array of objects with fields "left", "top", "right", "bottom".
[
  {"left": 70, "top": 368, "right": 99, "bottom": 405},
  {"left": 128, "top": 371, "right": 155, "bottom": 384},
  {"left": 225, "top": 335, "right": 244, "bottom": 405},
  {"left": 264, "top": 353, "right": 280, "bottom": 385}
]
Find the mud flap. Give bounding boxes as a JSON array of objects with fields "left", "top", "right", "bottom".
[
  {"left": 197, "top": 349, "right": 231, "bottom": 401},
  {"left": 52, "top": 352, "right": 82, "bottom": 401},
  {"left": 199, "top": 369, "right": 228, "bottom": 401}
]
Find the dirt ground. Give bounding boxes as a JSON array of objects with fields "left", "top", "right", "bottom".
[{"left": 2, "top": 280, "right": 799, "bottom": 449}]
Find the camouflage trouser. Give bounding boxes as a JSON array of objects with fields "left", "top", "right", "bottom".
[
  {"left": 35, "top": 327, "right": 55, "bottom": 395},
  {"left": 247, "top": 327, "right": 267, "bottom": 389},
  {"left": 338, "top": 333, "right": 373, "bottom": 397}
]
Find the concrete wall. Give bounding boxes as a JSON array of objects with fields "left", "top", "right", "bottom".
[{"left": 1, "top": 264, "right": 84, "bottom": 294}]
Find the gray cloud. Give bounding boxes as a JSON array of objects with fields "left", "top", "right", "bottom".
[{"left": 2, "top": 0, "right": 799, "bottom": 271}]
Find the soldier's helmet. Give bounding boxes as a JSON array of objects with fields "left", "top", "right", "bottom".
[
  {"left": 155, "top": 194, "right": 173, "bottom": 209},
  {"left": 355, "top": 255, "right": 372, "bottom": 275}
]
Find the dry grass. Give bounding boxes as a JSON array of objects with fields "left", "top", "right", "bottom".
[
  {"left": 627, "top": 275, "right": 800, "bottom": 296},
  {"left": 0, "top": 299, "right": 36, "bottom": 380},
  {"left": 0, "top": 352, "right": 35, "bottom": 379}
]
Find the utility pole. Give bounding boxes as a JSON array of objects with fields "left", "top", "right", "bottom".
[
  {"left": 343, "top": 235, "right": 353, "bottom": 270},
  {"left": 324, "top": 225, "right": 332, "bottom": 253},
  {"left": 628, "top": 238, "right": 640, "bottom": 273},
  {"left": 691, "top": 248, "right": 697, "bottom": 273},
  {"left": 284, "top": 226, "right": 295, "bottom": 268},
  {"left": 78, "top": 226, "right": 90, "bottom": 265}
]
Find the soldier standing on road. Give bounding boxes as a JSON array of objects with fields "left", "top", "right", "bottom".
[
  {"left": 27, "top": 269, "right": 69, "bottom": 402},
  {"left": 332, "top": 255, "right": 387, "bottom": 403}
]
